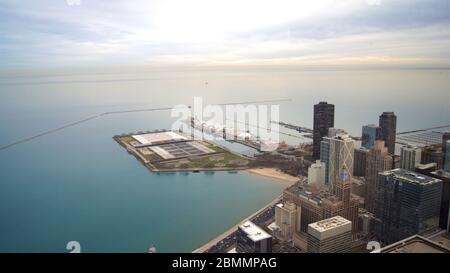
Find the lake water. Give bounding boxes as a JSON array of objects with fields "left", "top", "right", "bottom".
[{"left": 0, "top": 68, "right": 449, "bottom": 252}]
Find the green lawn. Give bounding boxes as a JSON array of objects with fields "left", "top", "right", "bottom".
[
  {"left": 142, "top": 152, "right": 163, "bottom": 162},
  {"left": 120, "top": 136, "right": 135, "bottom": 144}
]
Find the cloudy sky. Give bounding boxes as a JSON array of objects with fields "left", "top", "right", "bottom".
[{"left": 1, "top": 0, "right": 450, "bottom": 69}]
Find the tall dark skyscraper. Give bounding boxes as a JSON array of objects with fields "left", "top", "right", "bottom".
[
  {"left": 375, "top": 169, "right": 442, "bottom": 244},
  {"left": 313, "top": 102, "right": 334, "bottom": 159},
  {"left": 379, "top": 112, "right": 397, "bottom": 155}
]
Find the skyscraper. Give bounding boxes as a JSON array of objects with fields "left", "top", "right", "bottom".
[
  {"left": 428, "top": 170, "right": 450, "bottom": 230},
  {"left": 375, "top": 169, "right": 442, "bottom": 244},
  {"left": 400, "top": 145, "right": 422, "bottom": 170},
  {"left": 313, "top": 102, "right": 334, "bottom": 159},
  {"left": 362, "top": 124, "right": 381, "bottom": 149},
  {"left": 353, "top": 147, "right": 369, "bottom": 177},
  {"left": 308, "top": 160, "right": 326, "bottom": 186},
  {"left": 365, "top": 140, "right": 393, "bottom": 214},
  {"left": 379, "top": 112, "right": 397, "bottom": 155},
  {"left": 335, "top": 168, "right": 359, "bottom": 234},
  {"left": 321, "top": 133, "right": 354, "bottom": 192}
]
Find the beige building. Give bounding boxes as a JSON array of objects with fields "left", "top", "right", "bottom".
[
  {"left": 274, "top": 201, "right": 297, "bottom": 240},
  {"left": 307, "top": 216, "right": 352, "bottom": 253},
  {"left": 322, "top": 133, "right": 354, "bottom": 193},
  {"left": 308, "top": 160, "right": 326, "bottom": 186}
]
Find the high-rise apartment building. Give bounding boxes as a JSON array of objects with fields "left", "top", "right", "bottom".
[
  {"left": 362, "top": 124, "right": 381, "bottom": 149},
  {"left": 375, "top": 169, "right": 442, "bottom": 244},
  {"left": 313, "top": 102, "right": 334, "bottom": 159},
  {"left": 335, "top": 168, "right": 359, "bottom": 234},
  {"left": 379, "top": 112, "right": 397, "bottom": 155},
  {"left": 307, "top": 216, "right": 352, "bottom": 253},
  {"left": 400, "top": 145, "right": 422, "bottom": 170},
  {"left": 308, "top": 160, "right": 326, "bottom": 186},
  {"left": 275, "top": 201, "right": 297, "bottom": 240},
  {"left": 365, "top": 140, "right": 392, "bottom": 214}
]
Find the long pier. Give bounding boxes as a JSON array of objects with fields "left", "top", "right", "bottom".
[
  {"left": 0, "top": 106, "right": 188, "bottom": 151},
  {"left": 397, "top": 124, "right": 450, "bottom": 135},
  {"left": 271, "top": 121, "right": 313, "bottom": 134},
  {"left": 0, "top": 98, "right": 291, "bottom": 152}
]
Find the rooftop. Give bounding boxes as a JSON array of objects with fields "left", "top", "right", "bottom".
[
  {"left": 431, "top": 169, "right": 450, "bottom": 179},
  {"left": 374, "top": 235, "right": 450, "bottom": 253},
  {"left": 131, "top": 131, "right": 187, "bottom": 146},
  {"left": 309, "top": 216, "right": 351, "bottom": 232},
  {"left": 363, "top": 124, "right": 379, "bottom": 128},
  {"left": 286, "top": 182, "right": 359, "bottom": 206},
  {"left": 239, "top": 221, "right": 272, "bottom": 242},
  {"left": 381, "top": 168, "right": 442, "bottom": 186},
  {"left": 307, "top": 216, "right": 352, "bottom": 240}
]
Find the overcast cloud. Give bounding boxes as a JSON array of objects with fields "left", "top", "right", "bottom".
[{"left": 1, "top": 0, "right": 449, "bottom": 69}]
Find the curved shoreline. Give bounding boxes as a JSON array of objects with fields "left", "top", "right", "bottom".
[
  {"left": 193, "top": 168, "right": 299, "bottom": 253},
  {"left": 192, "top": 194, "right": 283, "bottom": 253}
]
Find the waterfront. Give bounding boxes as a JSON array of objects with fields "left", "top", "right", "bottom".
[
  {"left": 0, "top": 102, "right": 288, "bottom": 253},
  {"left": 1, "top": 68, "right": 450, "bottom": 252}
]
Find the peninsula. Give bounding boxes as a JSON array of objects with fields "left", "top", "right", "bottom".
[{"left": 114, "top": 130, "right": 251, "bottom": 172}]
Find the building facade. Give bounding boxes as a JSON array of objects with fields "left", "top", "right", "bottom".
[
  {"left": 362, "top": 124, "right": 381, "bottom": 149},
  {"left": 428, "top": 170, "right": 450, "bottom": 230},
  {"left": 321, "top": 134, "right": 354, "bottom": 192},
  {"left": 365, "top": 141, "right": 393, "bottom": 214},
  {"left": 400, "top": 145, "right": 422, "bottom": 170},
  {"left": 275, "top": 201, "right": 297, "bottom": 240},
  {"left": 353, "top": 147, "right": 369, "bottom": 177},
  {"left": 308, "top": 160, "right": 326, "bottom": 187},
  {"left": 443, "top": 132, "right": 450, "bottom": 162},
  {"left": 313, "top": 102, "right": 334, "bottom": 159},
  {"left": 379, "top": 112, "right": 397, "bottom": 155},
  {"left": 375, "top": 169, "right": 442, "bottom": 245}
]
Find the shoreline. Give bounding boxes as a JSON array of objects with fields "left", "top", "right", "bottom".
[
  {"left": 193, "top": 194, "right": 283, "bottom": 253},
  {"left": 246, "top": 167, "right": 300, "bottom": 184},
  {"left": 192, "top": 169, "right": 299, "bottom": 253}
]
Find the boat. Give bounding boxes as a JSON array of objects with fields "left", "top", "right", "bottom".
[{"left": 148, "top": 245, "right": 157, "bottom": 253}]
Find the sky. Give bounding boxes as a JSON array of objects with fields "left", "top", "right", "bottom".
[{"left": 1, "top": 0, "right": 450, "bottom": 69}]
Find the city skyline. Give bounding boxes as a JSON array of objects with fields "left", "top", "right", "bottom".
[{"left": 1, "top": 0, "right": 450, "bottom": 259}]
